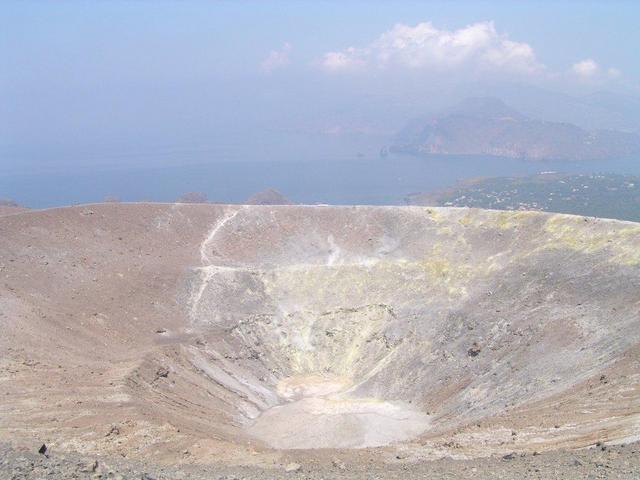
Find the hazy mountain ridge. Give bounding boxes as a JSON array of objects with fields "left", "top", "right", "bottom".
[{"left": 392, "top": 97, "right": 640, "bottom": 161}]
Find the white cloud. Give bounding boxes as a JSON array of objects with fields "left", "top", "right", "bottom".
[
  {"left": 607, "top": 67, "right": 621, "bottom": 79},
  {"left": 571, "top": 59, "right": 622, "bottom": 82},
  {"left": 572, "top": 58, "right": 599, "bottom": 78},
  {"left": 319, "top": 21, "right": 544, "bottom": 75},
  {"left": 321, "top": 48, "right": 365, "bottom": 71},
  {"left": 261, "top": 43, "right": 292, "bottom": 73}
]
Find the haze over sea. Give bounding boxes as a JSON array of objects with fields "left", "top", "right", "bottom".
[
  {"left": 3, "top": 130, "right": 640, "bottom": 208},
  {"left": 3, "top": 2, "right": 640, "bottom": 208}
]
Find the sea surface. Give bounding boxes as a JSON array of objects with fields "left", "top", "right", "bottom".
[{"left": 2, "top": 132, "right": 640, "bottom": 208}]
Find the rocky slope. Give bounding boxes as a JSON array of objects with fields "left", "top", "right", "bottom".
[
  {"left": 2, "top": 441, "right": 640, "bottom": 479},
  {"left": 1, "top": 203, "right": 639, "bottom": 475}
]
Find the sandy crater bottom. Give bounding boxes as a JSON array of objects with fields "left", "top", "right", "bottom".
[{"left": 249, "top": 375, "right": 430, "bottom": 449}]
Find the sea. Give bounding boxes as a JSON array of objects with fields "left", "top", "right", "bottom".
[{"left": 2, "top": 131, "right": 640, "bottom": 208}]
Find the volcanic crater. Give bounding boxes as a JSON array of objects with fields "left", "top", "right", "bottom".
[{"left": 1, "top": 204, "right": 639, "bottom": 464}]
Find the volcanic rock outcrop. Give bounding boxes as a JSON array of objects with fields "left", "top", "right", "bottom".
[{"left": 1, "top": 204, "right": 639, "bottom": 464}]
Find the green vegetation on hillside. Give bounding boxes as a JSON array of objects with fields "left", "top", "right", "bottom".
[{"left": 407, "top": 173, "right": 640, "bottom": 222}]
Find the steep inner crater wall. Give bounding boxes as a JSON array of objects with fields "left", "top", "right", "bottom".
[
  {"left": 185, "top": 206, "right": 640, "bottom": 450},
  {"left": 1, "top": 204, "right": 639, "bottom": 460}
]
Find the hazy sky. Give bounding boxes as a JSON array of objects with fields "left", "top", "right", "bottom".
[{"left": 2, "top": 1, "right": 640, "bottom": 174}]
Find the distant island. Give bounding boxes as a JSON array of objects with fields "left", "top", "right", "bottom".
[
  {"left": 246, "top": 188, "right": 293, "bottom": 205},
  {"left": 406, "top": 172, "right": 640, "bottom": 222},
  {"left": 0, "top": 199, "right": 28, "bottom": 217},
  {"left": 391, "top": 97, "right": 640, "bottom": 161}
]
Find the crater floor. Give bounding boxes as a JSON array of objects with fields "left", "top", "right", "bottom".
[
  {"left": 248, "top": 375, "right": 431, "bottom": 449},
  {"left": 1, "top": 203, "right": 639, "bottom": 469}
]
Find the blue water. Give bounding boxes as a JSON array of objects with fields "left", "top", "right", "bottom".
[{"left": 3, "top": 153, "right": 640, "bottom": 209}]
